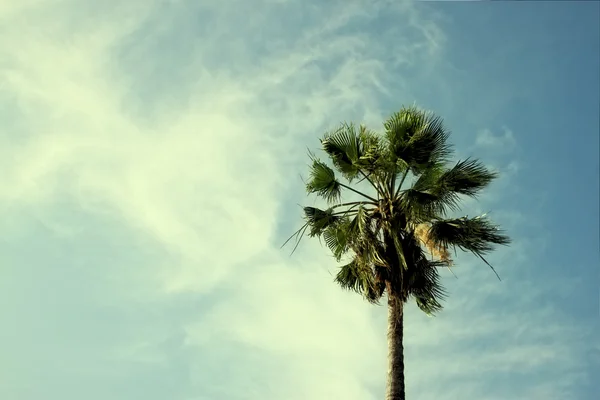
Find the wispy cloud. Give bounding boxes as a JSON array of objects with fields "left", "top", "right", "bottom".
[
  {"left": 476, "top": 127, "right": 517, "bottom": 149},
  {"left": 0, "top": 1, "right": 596, "bottom": 399}
]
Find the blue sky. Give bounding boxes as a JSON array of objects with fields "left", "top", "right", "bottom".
[{"left": 1, "top": 1, "right": 598, "bottom": 399}]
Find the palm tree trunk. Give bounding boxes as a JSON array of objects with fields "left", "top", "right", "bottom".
[{"left": 385, "top": 295, "right": 405, "bottom": 400}]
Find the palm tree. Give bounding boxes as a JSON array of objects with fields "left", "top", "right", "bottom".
[{"left": 283, "top": 106, "right": 510, "bottom": 400}]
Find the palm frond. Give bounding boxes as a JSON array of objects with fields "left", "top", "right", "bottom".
[
  {"left": 405, "top": 116, "right": 452, "bottom": 172},
  {"left": 348, "top": 205, "right": 368, "bottom": 237},
  {"left": 415, "top": 297, "right": 444, "bottom": 316},
  {"left": 404, "top": 239, "right": 448, "bottom": 315},
  {"left": 400, "top": 188, "right": 456, "bottom": 223},
  {"left": 429, "top": 215, "right": 511, "bottom": 253},
  {"left": 428, "top": 214, "right": 511, "bottom": 279},
  {"left": 365, "top": 280, "right": 386, "bottom": 304},
  {"left": 357, "top": 125, "right": 383, "bottom": 168},
  {"left": 409, "top": 261, "right": 447, "bottom": 315},
  {"left": 412, "top": 223, "right": 453, "bottom": 265},
  {"left": 358, "top": 223, "right": 388, "bottom": 268},
  {"left": 303, "top": 206, "right": 341, "bottom": 237},
  {"left": 334, "top": 259, "right": 363, "bottom": 292},
  {"left": 323, "top": 205, "right": 388, "bottom": 268},
  {"left": 434, "top": 158, "right": 498, "bottom": 198},
  {"left": 305, "top": 154, "right": 341, "bottom": 204},
  {"left": 384, "top": 106, "right": 453, "bottom": 174},
  {"left": 321, "top": 124, "right": 390, "bottom": 198},
  {"left": 400, "top": 160, "right": 496, "bottom": 222},
  {"left": 357, "top": 125, "right": 392, "bottom": 181},
  {"left": 321, "top": 123, "right": 362, "bottom": 181},
  {"left": 280, "top": 222, "right": 310, "bottom": 256},
  {"left": 334, "top": 257, "right": 384, "bottom": 304},
  {"left": 358, "top": 126, "right": 393, "bottom": 197},
  {"left": 351, "top": 211, "right": 386, "bottom": 266},
  {"left": 384, "top": 106, "right": 425, "bottom": 148},
  {"left": 323, "top": 218, "right": 352, "bottom": 261}
]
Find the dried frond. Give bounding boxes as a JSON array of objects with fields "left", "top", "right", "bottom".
[{"left": 413, "top": 223, "right": 453, "bottom": 264}]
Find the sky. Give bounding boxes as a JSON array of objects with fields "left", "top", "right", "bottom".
[{"left": 0, "top": 1, "right": 598, "bottom": 399}]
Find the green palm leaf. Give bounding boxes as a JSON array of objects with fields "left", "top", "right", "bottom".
[
  {"left": 428, "top": 214, "right": 511, "bottom": 279},
  {"left": 323, "top": 218, "right": 352, "bottom": 261},
  {"left": 303, "top": 206, "right": 341, "bottom": 237},
  {"left": 384, "top": 106, "right": 453, "bottom": 174},
  {"left": 401, "top": 159, "right": 497, "bottom": 220},
  {"left": 428, "top": 215, "right": 511, "bottom": 253},
  {"left": 334, "top": 257, "right": 384, "bottom": 304},
  {"left": 305, "top": 156, "right": 341, "bottom": 204},
  {"left": 356, "top": 125, "right": 387, "bottom": 172},
  {"left": 347, "top": 205, "right": 368, "bottom": 237},
  {"left": 400, "top": 188, "right": 454, "bottom": 223},
  {"left": 434, "top": 158, "right": 498, "bottom": 198},
  {"left": 321, "top": 123, "right": 362, "bottom": 181},
  {"left": 407, "top": 255, "right": 448, "bottom": 315}
]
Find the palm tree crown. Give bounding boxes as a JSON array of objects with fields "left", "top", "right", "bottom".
[{"left": 284, "top": 105, "right": 511, "bottom": 315}]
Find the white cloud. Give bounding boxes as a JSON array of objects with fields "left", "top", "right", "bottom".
[
  {"left": 0, "top": 1, "right": 595, "bottom": 399},
  {"left": 476, "top": 126, "right": 517, "bottom": 149}
]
